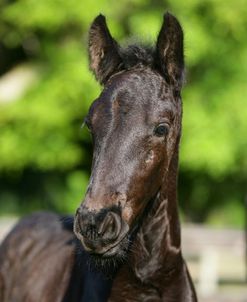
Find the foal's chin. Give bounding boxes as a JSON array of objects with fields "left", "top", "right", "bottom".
[{"left": 82, "top": 235, "right": 131, "bottom": 273}]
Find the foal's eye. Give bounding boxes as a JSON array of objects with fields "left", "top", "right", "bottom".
[{"left": 154, "top": 123, "right": 169, "bottom": 137}]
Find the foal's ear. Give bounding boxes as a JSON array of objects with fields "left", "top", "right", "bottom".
[
  {"left": 88, "top": 14, "right": 122, "bottom": 85},
  {"left": 156, "top": 13, "right": 184, "bottom": 89}
]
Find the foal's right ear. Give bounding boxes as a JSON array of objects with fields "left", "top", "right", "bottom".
[{"left": 88, "top": 14, "right": 122, "bottom": 85}]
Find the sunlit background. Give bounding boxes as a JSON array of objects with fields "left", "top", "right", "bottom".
[{"left": 0, "top": 0, "right": 246, "bottom": 301}]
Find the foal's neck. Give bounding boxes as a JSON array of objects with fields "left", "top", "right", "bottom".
[{"left": 131, "top": 143, "right": 183, "bottom": 287}]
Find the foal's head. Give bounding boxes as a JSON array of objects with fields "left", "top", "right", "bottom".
[{"left": 74, "top": 13, "right": 184, "bottom": 263}]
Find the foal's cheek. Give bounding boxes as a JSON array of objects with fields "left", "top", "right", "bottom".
[{"left": 121, "top": 147, "right": 166, "bottom": 226}]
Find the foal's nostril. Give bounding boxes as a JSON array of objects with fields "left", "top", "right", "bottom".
[{"left": 98, "top": 211, "right": 122, "bottom": 241}]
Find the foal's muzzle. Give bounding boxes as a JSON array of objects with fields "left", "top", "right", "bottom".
[{"left": 74, "top": 206, "right": 129, "bottom": 256}]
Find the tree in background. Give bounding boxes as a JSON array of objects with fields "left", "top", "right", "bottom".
[{"left": 0, "top": 0, "right": 246, "bottom": 227}]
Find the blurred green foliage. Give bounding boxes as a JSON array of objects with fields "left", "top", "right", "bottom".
[{"left": 0, "top": 0, "right": 246, "bottom": 227}]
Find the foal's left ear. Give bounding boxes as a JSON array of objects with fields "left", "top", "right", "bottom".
[
  {"left": 156, "top": 13, "right": 184, "bottom": 90},
  {"left": 88, "top": 14, "right": 122, "bottom": 85}
]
